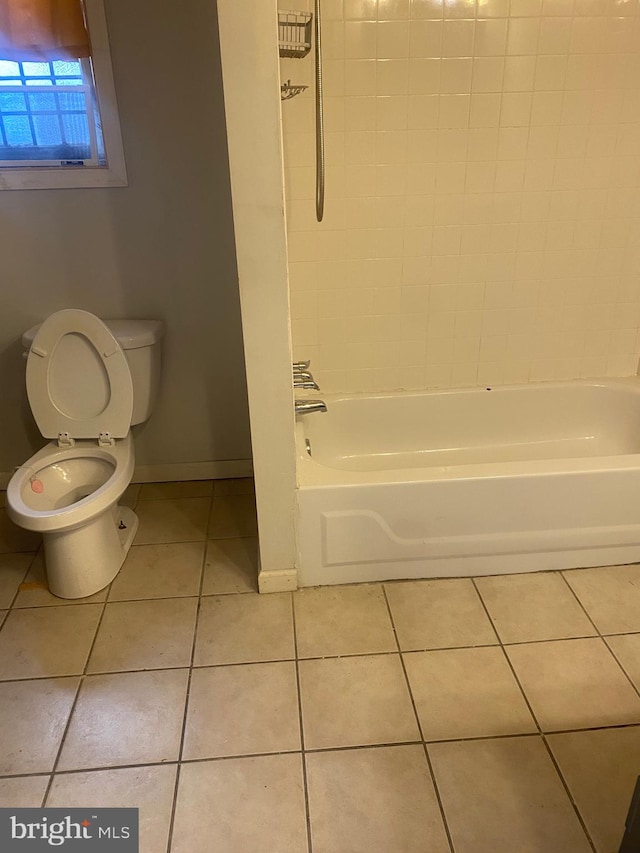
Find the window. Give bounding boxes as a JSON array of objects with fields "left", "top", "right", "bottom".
[{"left": 0, "top": 0, "right": 126, "bottom": 189}]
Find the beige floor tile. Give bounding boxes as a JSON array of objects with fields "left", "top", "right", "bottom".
[
  {"left": 0, "top": 552, "right": 35, "bottom": 608},
  {"left": 564, "top": 564, "right": 640, "bottom": 634},
  {"left": 548, "top": 726, "right": 640, "bottom": 853},
  {"left": 47, "top": 764, "right": 177, "bottom": 853},
  {"left": 214, "top": 477, "right": 255, "bottom": 496},
  {"left": 385, "top": 578, "right": 497, "bottom": 650},
  {"left": 183, "top": 662, "right": 301, "bottom": 759},
  {"left": 134, "top": 498, "right": 210, "bottom": 545},
  {"left": 506, "top": 638, "right": 640, "bottom": 731},
  {"left": 294, "top": 584, "right": 397, "bottom": 658},
  {"left": 0, "top": 677, "right": 79, "bottom": 775},
  {"left": 87, "top": 598, "right": 198, "bottom": 673},
  {"left": 475, "top": 572, "right": 597, "bottom": 643},
  {"left": 12, "top": 552, "right": 109, "bottom": 607},
  {"left": 138, "top": 480, "right": 213, "bottom": 501},
  {"left": 299, "top": 654, "right": 420, "bottom": 749},
  {"left": 606, "top": 633, "right": 640, "bottom": 691},
  {"left": 0, "top": 775, "right": 50, "bottom": 807},
  {"left": 207, "top": 495, "right": 258, "bottom": 539},
  {"left": 108, "top": 542, "right": 204, "bottom": 601},
  {"left": 194, "top": 592, "right": 294, "bottom": 665},
  {"left": 405, "top": 647, "right": 537, "bottom": 741},
  {"left": 171, "top": 754, "right": 308, "bottom": 853},
  {"left": 0, "top": 605, "right": 102, "bottom": 680},
  {"left": 306, "top": 745, "right": 450, "bottom": 853},
  {"left": 57, "top": 669, "right": 189, "bottom": 771},
  {"left": 430, "top": 736, "right": 591, "bottom": 853},
  {"left": 0, "top": 508, "right": 41, "bottom": 554},
  {"left": 201, "top": 537, "right": 258, "bottom": 595}
]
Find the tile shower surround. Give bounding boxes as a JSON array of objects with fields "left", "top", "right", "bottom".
[
  {"left": 5, "top": 482, "right": 640, "bottom": 849},
  {"left": 281, "top": 0, "right": 640, "bottom": 393}
]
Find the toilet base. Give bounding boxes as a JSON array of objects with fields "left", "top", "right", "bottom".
[{"left": 43, "top": 504, "right": 139, "bottom": 599}]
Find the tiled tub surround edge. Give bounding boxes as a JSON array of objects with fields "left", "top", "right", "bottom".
[{"left": 282, "top": 0, "right": 640, "bottom": 393}]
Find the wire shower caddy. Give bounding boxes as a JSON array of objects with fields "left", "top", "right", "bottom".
[{"left": 278, "top": 10, "right": 312, "bottom": 58}]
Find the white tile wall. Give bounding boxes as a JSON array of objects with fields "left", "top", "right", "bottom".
[{"left": 281, "top": 0, "right": 640, "bottom": 392}]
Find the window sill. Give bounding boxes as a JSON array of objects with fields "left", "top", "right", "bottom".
[{"left": 0, "top": 165, "right": 127, "bottom": 190}]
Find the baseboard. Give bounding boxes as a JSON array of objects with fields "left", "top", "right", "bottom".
[
  {"left": 132, "top": 459, "right": 253, "bottom": 483},
  {"left": 258, "top": 568, "right": 298, "bottom": 593},
  {"left": 0, "top": 458, "right": 253, "bottom": 490}
]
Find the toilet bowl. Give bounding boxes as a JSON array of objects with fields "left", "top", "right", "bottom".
[{"left": 6, "top": 309, "right": 163, "bottom": 599}]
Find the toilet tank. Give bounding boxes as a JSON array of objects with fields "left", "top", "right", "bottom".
[{"left": 22, "top": 318, "right": 164, "bottom": 426}]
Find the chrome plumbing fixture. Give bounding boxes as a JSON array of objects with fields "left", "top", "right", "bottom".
[
  {"left": 293, "top": 359, "right": 320, "bottom": 390},
  {"left": 314, "top": 0, "right": 325, "bottom": 221},
  {"left": 294, "top": 371, "right": 319, "bottom": 390},
  {"left": 294, "top": 378, "right": 320, "bottom": 390},
  {"left": 295, "top": 399, "right": 327, "bottom": 414}
]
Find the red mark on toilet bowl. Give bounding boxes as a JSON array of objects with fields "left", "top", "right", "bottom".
[{"left": 30, "top": 478, "right": 44, "bottom": 494}]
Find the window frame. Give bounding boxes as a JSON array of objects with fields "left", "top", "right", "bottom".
[{"left": 0, "top": 0, "right": 127, "bottom": 190}]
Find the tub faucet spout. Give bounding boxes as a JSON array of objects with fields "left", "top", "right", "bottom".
[{"left": 295, "top": 399, "right": 327, "bottom": 415}]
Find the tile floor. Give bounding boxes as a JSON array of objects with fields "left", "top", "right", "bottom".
[{"left": 1, "top": 480, "right": 640, "bottom": 851}]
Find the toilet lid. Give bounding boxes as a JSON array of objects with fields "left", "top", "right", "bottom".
[{"left": 26, "top": 309, "right": 134, "bottom": 441}]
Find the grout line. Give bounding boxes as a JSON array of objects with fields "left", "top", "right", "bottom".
[
  {"left": 7, "top": 629, "right": 640, "bottom": 679},
  {"left": 291, "top": 595, "right": 314, "bottom": 853},
  {"left": 471, "top": 577, "right": 598, "bottom": 853},
  {"left": 7, "top": 719, "right": 640, "bottom": 785},
  {"left": 471, "top": 576, "right": 546, "bottom": 736},
  {"left": 8, "top": 717, "right": 640, "bottom": 783},
  {"left": 557, "top": 571, "right": 602, "bottom": 637},
  {"left": 602, "top": 636, "right": 640, "bottom": 702},
  {"left": 540, "top": 738, "right": 599, "bottom": 853},
  {"left": 6, "top": 631, "right": 640, "bottom": 682},
  {"left": 0, "top": 550, "right": 40, "bottom": 631},
  {"left": 12, "top": 594, "right": 199, "bottom": 612},
  {"left": 303, "top": 720, "right": 640, "bottom": 746},
  {"left": 381, "top": 584, "right": 456, "bottom": 853},
  {"left": 42, "top": 589, "right": 111, "bottom": 807},
  {"left": 559, "top": 571, "right": 640, "bottom": 702},
  {"left": 166, "top": 505, "right": 211, "bottom": 853},
  {"left": 105, "top": 593, "right": 204, "bottom": 606}
]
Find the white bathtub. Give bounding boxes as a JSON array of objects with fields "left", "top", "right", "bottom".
[{"left": 295, "top": 379, "right": 640, "bottom": 586}]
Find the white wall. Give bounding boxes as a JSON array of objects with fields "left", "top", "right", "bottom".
[
  {"left": 283, "top": 0, "right": 640, "bottom": 393},
  {"left": 0, "top": 0, "right": 252, "bottom": 480},
  {"left": 217, "top": 0, "right": 298, "bottom": 589}
]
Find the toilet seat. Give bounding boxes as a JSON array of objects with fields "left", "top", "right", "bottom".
[
  {"left": 26, "top": 309, "right": 134, "bottom": 442},
  {"left": 7, "top": 434, "right": 134, "bottom": 534}
]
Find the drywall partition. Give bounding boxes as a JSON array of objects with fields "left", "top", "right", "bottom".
[
  {"left": 0, "top": 0, "right": 252, "bottom": 484},
  {"left": 217, "top": 0, "right": 298, "bottom": 590}
]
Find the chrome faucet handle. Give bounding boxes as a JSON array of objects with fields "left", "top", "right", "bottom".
[
  {"left": 294, "top": 370, "right": 314, "bottom": 380},
  {"left": 294, "top": 378, "right": 320, "bottom": 390},
  {"left": 293, "top": 360, "right": 311, "bottom": 371}
]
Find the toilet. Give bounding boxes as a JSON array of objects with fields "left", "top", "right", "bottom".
[{"left": 6, "top": 309, "right": 163, "bottom": 599}]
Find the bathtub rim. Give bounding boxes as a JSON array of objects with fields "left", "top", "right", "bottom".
[{"left": 295, "top": 376, "right": 640, "bottom": 487}]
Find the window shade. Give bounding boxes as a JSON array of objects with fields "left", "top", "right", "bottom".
[{"left": 0, "top": 0, "right": 90, "bottom": 61}]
